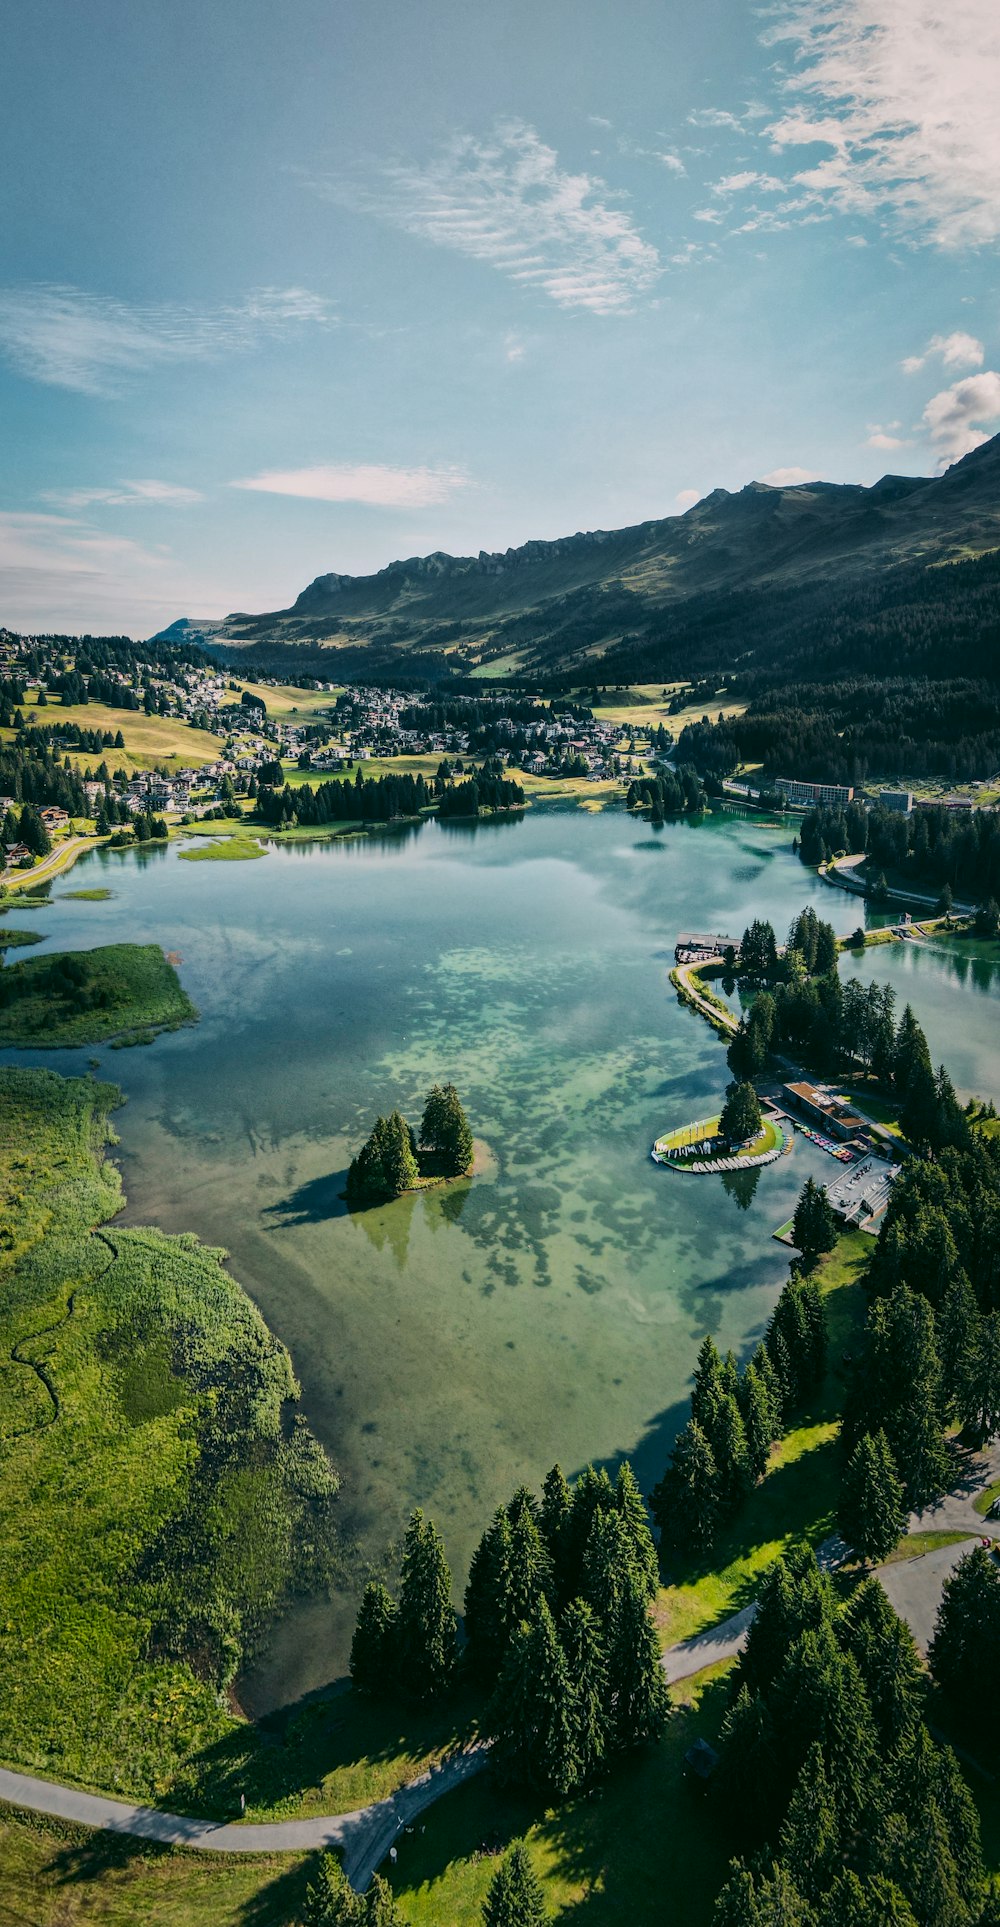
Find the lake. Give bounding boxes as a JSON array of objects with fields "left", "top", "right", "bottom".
[{"left": 4, "top": 804, "right": 999, "bottom": 1709}]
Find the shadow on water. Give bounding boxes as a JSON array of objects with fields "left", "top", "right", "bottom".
[
  {"left": 261, "top": 1170, "right": 351, "bottom": 1228},
  {"left": 434, "top": 811, "right": 526, "bottom": 840},
  {"left": 718, "top": 1166, "right": 762, "bottom": 1212}
]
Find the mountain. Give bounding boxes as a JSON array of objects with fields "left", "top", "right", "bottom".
[{"left": 187, "top": 434, "right": 1000, "bottom": 685}]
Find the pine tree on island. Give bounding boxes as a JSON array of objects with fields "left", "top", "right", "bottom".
[
  {"left": 345, "top": 1110, "right": 418, "bottom": 1203},
  {"left": 420, "top": 1082, "right": 474, "bottom": 1175},
  {"left": 346, "top": 1085, "right": 474, "bottom": 1200},
  {"left": 720, "top": 1079, "right": 762, "bottom": 1148}
]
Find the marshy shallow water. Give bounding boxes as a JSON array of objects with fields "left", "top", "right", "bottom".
[{"left": 5, "top": 805, "right": 998, "bottom": 1708}]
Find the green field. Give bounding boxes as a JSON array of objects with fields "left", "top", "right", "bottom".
[
  {"left": 0, "top": 943, "right": 197, "bottom": 1047},
  {"left": 0, "top": 1068, "right": 340, "bottom": 1804},
  {"left": 61, "top": 888, "right": 113, "bottom": 901},
  {"left": 11, "top": 690, "right": 226, "bottom": 774},
  {"left": 179, "top": 835, "right": 265, "bottom": 862}
]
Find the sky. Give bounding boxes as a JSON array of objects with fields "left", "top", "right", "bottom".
[{"left": 2, "top": 0, "right": 999, "bottom": 637}]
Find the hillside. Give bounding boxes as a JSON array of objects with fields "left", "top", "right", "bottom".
[{"left": 168, "top": 434, "right": 1000, "bottom": 685}]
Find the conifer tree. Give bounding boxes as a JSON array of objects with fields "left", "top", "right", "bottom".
[
  {"left": 839, "top": 1430, "right": 906, "bottom": 1565},
  {"left": 959, "top": 1309, "right": 1000, "bottom": 1445},
  {"left": 396, "top": 1509, "right": 458, "bottom": 1700},
  {"left": 464, "top": 1508, "right": 512, "bottom": 1681},
  {"left": 482, "top": 1840, "right": 548, "bottom": 1927},
  {"left": 779, "top": 1741, "right": 839, "bottom": 1903},
  {"left": 615, "top": 1459, "right": 659, "bottom": 1596},
  {"left": 792, "top": 1177, "right": 838, "bottom": 1267},
  {"left": 713, "top": 1861, "right": 812, "bottom": 1926},
  {"left": 381, "top": 1110, "right": 419, "bottom": 1196},
  {"left": 716, "top": 1685, "right": 781, "bottom": 1843},
  {"left": 840, "top": 1577, "right": 923, "bottom": 1750},
  {"left": 690, "top": 1335, "right": 726, "bottom": 1443},
  {"left": 738, "top": 1359, "right": 777, "bottom": 1481},
  {"left": 582, "top": 1507, "right": 633, "bottom": 1627},
  {"left": 489, "top": 1598, "right": 580, "bottom": 1795},
  {"left": 816, "top": 1872, "right": 918, "bottom": 1927},
  {"left": 540, "top": 1463, "right": 572, "bottom": 1581},
  {"left": 607, "top": 1571, "right": 669, "bottom": 1749},
  {"left": 350, "top": 1581, "right": 398, "bottom": 1695},
  {"left": 714, "top": 1393, "right": 754, "bottom": 1517},
  {"left": 929, "top": 1545, "right": 1000, "bottom": 1721},
  {"left": 737, "top": 1547, "right": 833, "bottom": 1700},
  {"left": 938, "top": 1274, "right": 981, "bottom": 1423},
  {"left": 720, "top": 1080, "right": 763, "bottom": 1146},
  {"left": 650, "top": 1419, "right": 720, "bottom": 1552},
  {"left": 560, "top": 1598, "right": 608, "bottom": 1785},
  {"left": 419, "top": 1082, "right": 474, "bottom": 1174},
  {"left": 303, "top": 1851, "right": 360, "bottom": 1925},
  {"left": 564, "top": 1465, "right": 616, "bottom": 1595},
  {"left": 365, "top": 1876, "right": 403, "bottom": 1926}
]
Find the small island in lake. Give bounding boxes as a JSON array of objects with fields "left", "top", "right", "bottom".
[{"left": 346, "top": 1083, "right": 475, "bottom": 1203}]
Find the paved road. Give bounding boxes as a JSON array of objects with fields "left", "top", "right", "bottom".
[
  {"left": 4, "top": 1445, "right": 997, "bottom": 1882},
  {"left": 2, "top": 835, "right": 95, "bottom": 891}
]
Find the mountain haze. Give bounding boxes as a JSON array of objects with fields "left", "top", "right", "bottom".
[{"left": 180, "top": 435, "right": 1000, "bottom": 684}]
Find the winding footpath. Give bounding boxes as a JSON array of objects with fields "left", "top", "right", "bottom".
[
  {"left": 0, "top": 1618, "right": 755, "bottom": 1888},
  {"left": 3, "top": 1461, "right": 997, "bottom": 1891}
]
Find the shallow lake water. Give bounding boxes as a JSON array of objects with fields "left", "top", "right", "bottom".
[{"left": 4, "top": 805, "right": 999, "bottom": 1709}]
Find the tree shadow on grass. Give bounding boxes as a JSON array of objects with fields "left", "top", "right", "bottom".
[
  {"left": 539, "top": 1676, "right": 735, "bottom": 1924},
  {"left": 662, "top": 1434, "right": 843, "bottom": 1607},
  {"left": 178, "top": 1683, "right": 480, "bottom": 1823},
  {"left": 42, "top": 1826, "right": 172, "bottom": 1885}
]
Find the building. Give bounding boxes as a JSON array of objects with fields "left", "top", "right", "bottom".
[
  {"left": 879, "top": 789, "right": 913, "bottom": 815},
  {"left": 825, "top": 1155, "right": 898, "bottom": 1227},
  {"left": 782, "top": 1081, "right": 867, "bottom": 1141},
  {"left": 675, "top": 932, "right": 741, "bottom": 963},
  {"left": 773, "top": 777, "right": 855, "bottom": 808},
  {"left": 40, "top": 807, "right": 69, "bottom": 830}
]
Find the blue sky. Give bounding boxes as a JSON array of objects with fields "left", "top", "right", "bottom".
[{"left": 2, "top": 0, "right": 999, "bottom": 636}]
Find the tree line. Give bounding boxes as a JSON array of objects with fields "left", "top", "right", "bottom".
[
  {"left": 625, "top": 766, "right": 706, "bottom": 816},
  {"left": 799, "top": 801, "right": 1000, "bottom": 907}
]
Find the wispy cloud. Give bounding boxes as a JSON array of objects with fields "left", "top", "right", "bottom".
[
  {"left": 922, "top": 370, "right": 1000, "bottom": 465},
  {"left": 675, "top": 488, "right": 700, "bottom": 507},
  {"left": 764, "top": 0, "right": 1000, "bottom": 248},
  {"left": 43, "top": 479, "right": 204, "bottom": 509},
  {"left": 760, "top": 465, "right": 821, "bottom": 485},
  {"left": 902, "top": 330, "right": 985, "bottom": 375},
  {"left": 712, "top": 171, "right": 784, "bottom": 195},
  {"left": 231, "top": 462, "right": 470, "bottom": 508},
  {"left": 0, "top": 285, "right": 334, "bottom": 394},
  {"left": 311, "top": 121, "right": 661, "bottom": 315}
]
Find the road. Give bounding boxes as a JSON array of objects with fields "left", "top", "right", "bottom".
[
  {"left": 2, "top": 835, "right": 97, "bottom": 891},
  {"left": 3, "top": 1445, "right": 997, "bottom": 1884}
]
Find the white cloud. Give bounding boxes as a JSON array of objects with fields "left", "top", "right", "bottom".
[
  {"left": 675, "top": 488, "right": 700, "bottom": 507},
  {"left": 313, "top": 121, "right": 661, "bottom": 315},
  {"left": 921, "top": 370, "right": 1000, "bottom": 464},
  {"left": 903, "top": 330, "right": 985, "bottom": 375},
  {"left": 687, "top": 108, "right": 745, "bottom": 131},
  {"left": 760, "top": 465, "right": 821, "bottom": 485},
  {"left": 43, "top": 479, "right": 204, "bottom": 509},
  {"left": 0, "top": 284, "right": 334, "bottom": 394},
  {"left": 765, "top": 0, "right": 1000, "bottom": 248},
  {"left": 713, "top": 171, "right": 785, "bottom": 195},
  {"left": 503, "top": 332, "right": 526, "bottom": 364},
  {"left": 865, "top": 425, "right": 910, "bottom": 449},
  {"left": 231, "top": 462, "right": 470, "bottom": 508}
]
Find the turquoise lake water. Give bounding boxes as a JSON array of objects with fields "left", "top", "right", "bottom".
[{"left": 4, "top": 805, "right": 998, "bottom": 1707}]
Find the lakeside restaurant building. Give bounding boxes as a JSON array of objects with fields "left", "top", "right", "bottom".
[{"left": 782, "top": 1080, "right": 868, "bottom": 1142}]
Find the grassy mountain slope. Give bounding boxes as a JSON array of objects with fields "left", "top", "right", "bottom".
[{"left": 186, "top": 435, "right": 1000, "bottom": 685}]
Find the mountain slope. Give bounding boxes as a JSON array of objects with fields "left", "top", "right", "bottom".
[{"left": 182, "top": 434, "right": 1000, "bottom": 683}]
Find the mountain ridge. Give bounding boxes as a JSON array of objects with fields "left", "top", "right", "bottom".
[{"left": 161, "top": 434, "right": 1000, "bottom": 682}]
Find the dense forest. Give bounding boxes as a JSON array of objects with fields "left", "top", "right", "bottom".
[
  {"left": 797, "top": 802, "right": 1000, "bottom": 900},
  {"left": 253, "top": 766, "right": 524, "bottom": 829}
]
